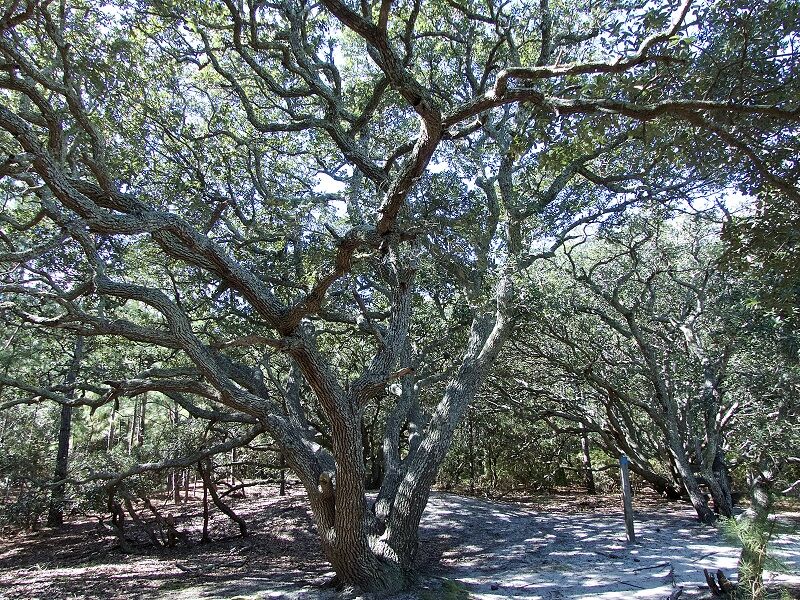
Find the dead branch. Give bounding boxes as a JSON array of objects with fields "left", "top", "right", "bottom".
[{"left": 198, "top": 460, "right": 248, "bottom": 536}]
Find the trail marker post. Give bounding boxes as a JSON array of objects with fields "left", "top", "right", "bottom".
[{"left": 620, "top": 454, "right": 636, "bottom": 543}]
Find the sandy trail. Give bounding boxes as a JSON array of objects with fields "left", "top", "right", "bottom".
[
  {"left": 0, "top": 489, "right": 797, "bottom": 599},
  {"left": 416, "top": 494, "right": 798, "bottom": 599}
]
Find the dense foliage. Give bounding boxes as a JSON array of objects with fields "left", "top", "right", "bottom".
[{"left": 0, "top": 0, "right": 798, "bottom": 593}]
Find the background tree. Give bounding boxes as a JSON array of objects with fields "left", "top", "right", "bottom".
[{"left": 503, "top": 214, "right": 740, "bottom": 522}]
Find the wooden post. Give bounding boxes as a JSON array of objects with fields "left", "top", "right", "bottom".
[{"left": 620, "top": 454, "right": 636, "bottom": 543}]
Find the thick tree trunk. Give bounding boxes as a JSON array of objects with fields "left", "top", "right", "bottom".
[
  {"left": 374, "top": 342, "right": 417, "bottom": 524},
  {"left": 287, "top": 315, "right": 507, "bottom": 593},
  {"left": 47, "top": 336, "right": 83, "bottom": 527},
  {"left": 381, "top": 319, "right": 503, "bottom": 571},
  {"left": 323, "top": 540, "right": 408, "bottom": 593},
  {"left": 703, "top": 467, "right": 734, "bottom": 518},
  {"left": 657, "top": 387, "right": 717, "bottom": 523},
  {"left": 273, "top": 275, "right": 512, "bottom": 594},
  {"left": 328, "top": 419, "right": 409, "bottom": 591},
  {"left": 303, "top": 453, "right": 410, "bottom": 593},
  {"left": 697, "top": 364, "right": 733, "bottom": 518}
]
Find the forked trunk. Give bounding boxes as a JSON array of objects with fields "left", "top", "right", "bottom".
[
  {"left": 704, "top": 468, "right": 734, "bottom": 518},
  {"left": 667, "top": 431, "right": 716, "bottom": 524},
  {"left": 303, "top": 467, "right": 412, "bottom": 593},
  {"left": 289, "top": 310, "right": 509, "bottom": 594},
  {"left": 324, "top": 538, "right": 410, "bottom": 593}
]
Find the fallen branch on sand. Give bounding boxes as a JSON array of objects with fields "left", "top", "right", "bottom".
[{"left": 633, "top": 560, "right": 671, "bottom": 572}]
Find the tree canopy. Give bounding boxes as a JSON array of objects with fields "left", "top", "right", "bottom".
[{"left": 0, "top": 0, "right": 798, "bottom": 593}]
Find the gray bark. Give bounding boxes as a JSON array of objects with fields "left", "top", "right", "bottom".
[
  {"left": 137, "top": 393, "right": 146, "bottom": 447},
  {"left": 737, "top": 464, "right": 776, "bottom": 600},
  {"left": 667, "top": 428, "right": 716, "bottom": 524},
  {"left": 47, "top": 335, "right": 84, "bottom": 527},
  {"left": 1, "top": 2, "right": 767, "bottom": 589},
  {"left": 581, "top": 429, "right": 596, "bottom": 494}
]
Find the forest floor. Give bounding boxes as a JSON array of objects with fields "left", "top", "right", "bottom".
[{"left": 0, "top": 485, "right": 798, "bottom": 600}]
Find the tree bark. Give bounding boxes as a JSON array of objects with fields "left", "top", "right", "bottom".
[
  {"left": 379, "top": 310, "right": 511, "bottom": 573},
  {"left": 137, "top": 393, "right": 146, "bottom": 447},
  {"left": 737, "top": 465, "right": 775, "bottom": 600},
  {"left": 581, "top": 429, "right": 596, "bottom": 494},
  {"left": 668, "top": 431, "right": 716, "bottom": 524},
  {"left": 127, "top": 397, "right": 138, "bottom": 454},
  {"left": 278, "top": 288, "right": 512, "bottom": 594},
  {"left": 47, "top": 335, "right": 84, "bottom": 527},
  {"left": 709, "top": 449, "right": 734, "bottom": 516}
]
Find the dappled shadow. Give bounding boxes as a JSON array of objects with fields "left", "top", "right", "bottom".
[
  {"left": 1, "top": 489, "right": 797, "bottom": 599},
  {"left": 417, "top": 493, "right": 799, "bottom": 599},
  {"left": 0, "top": 485, "right": 332, "bottom": 600}
]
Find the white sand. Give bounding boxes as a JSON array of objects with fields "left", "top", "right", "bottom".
[{"left": 175, "top": 492, "right": 799, "bottom": 599}]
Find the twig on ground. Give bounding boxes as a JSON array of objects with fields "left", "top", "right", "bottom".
[
  {"left": 616, "top": 580, "right": 645, "bottom": 589},
  {"left": 633, "top": 560, "right": 671, "bottom": 572}
]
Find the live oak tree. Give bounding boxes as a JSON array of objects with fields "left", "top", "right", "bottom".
[{"left": 1, "top": 0, "right": 799, "bottom": 592}]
